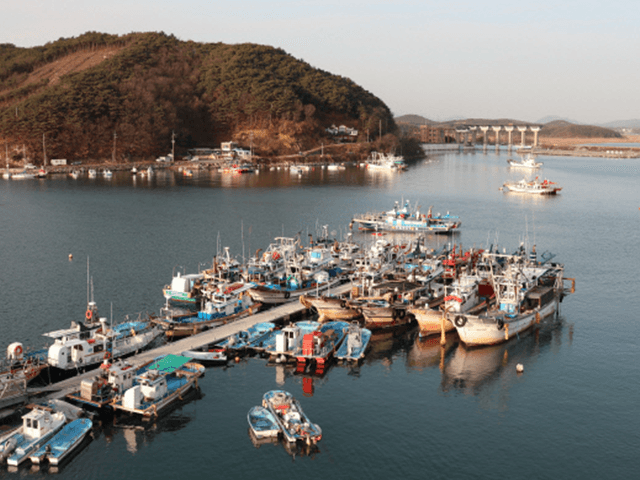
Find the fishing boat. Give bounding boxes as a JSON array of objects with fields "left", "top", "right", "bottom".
[
  {"left": 103, "top": 169, "right": 113, "bottom": 178},
  {"left": 264, "top": 321, "right": 320, "bottom": 359},
  {"left": 262, "top": 390, "right": 322, "bottom": 444},
  {"left": 247, "top": 406, "right": 281, "bottom": 439},
  {"left": 502, "top": 177, "right": 562, "bottom": 194},
  {"left": 351, "top": 200, "right": 461, "bottom": 234},
  {"left": 1, "top": 343, "right": 49, "bottom": 408},
  {"left": 449, "top": 251, "right": 575, "bottom": 346},
  {"left": 294, "top": 321, "right": 350, "bottom": 368},
  {"left": 0, "top": 407, "right": 66, "bottom": 466},
  {"left": 36, "top": 168, "right": 48, "bottom": 178},
  {"left": 507, "top": 154, "right": 543, "bottom": 168},
  {"left": 45, "top": 310, "right": 162, "bottom": 376},
  {"left": 87, "top": 169, "right": 97, "bottom": 178},
  {"left": 156, "top": 281, "right": 260, "bottom": 338},
  {"left": 66, "top": 358, "right": 152, "bottom": 410},
  {"left": 334, "top": 322, "right": 371, "bottom": 362},
  {"left": 29, "top": 417, "right": 92, "bottom": 465},
  {"left": 112, "top": 354, "right": 205, "bottom": 418},
  {"left": 162, "top": 271, "right": 206, "bottom": 305},
  {"left": 69, "top": 170, "right": 80, "bottom": 179}
]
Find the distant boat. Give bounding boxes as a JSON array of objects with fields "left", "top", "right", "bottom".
[
  {"left": 262, "top": 390, "right": 322, "bottom": 445},
  {"left": 502, "top": 177, "right": 562, "bottom": 195},
  {"left": 334, "top": 322, "right": 371, "bottom": 362},
  {"left": 10, "top": 169, "right": 36, "bottom": 180},
  {"left": 88, "top": 169, "right": 97, "bottom": 178},
  {"left": 69, "top": 170, "right": 80, "bottom": 179},
  {"left": 507, "top": 154, "right": 543, "bottom": 168},
  {"left": 36, "top": 168, "right": 48, "bottom": 178},
  {"left": 103, "top": 169, "right": 113, "bottom": 178}
]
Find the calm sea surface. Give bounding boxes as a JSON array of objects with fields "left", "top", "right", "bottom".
[{"left": 1, "top": 149, "right": 639, "bottom": 479}]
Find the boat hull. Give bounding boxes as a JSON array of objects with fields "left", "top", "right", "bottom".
[
  {"left": 409, "top": 307, "right": 455, "bottom": 337},
  {"left": 453, "top": 297, "right": 559, "bottom": 347},
  {"left": 249, "top": 277, "right": 342, "bottom": 305}
]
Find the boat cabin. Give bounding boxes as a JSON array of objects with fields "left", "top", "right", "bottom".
[
  {"left": 275, "top": 325, "right": 302, "bottom": 353},
  {"left": 168, "top": 273, "right": 204, "bottom": 296},
  {"left": 22, "top": 408, "right": 56, "bottom": 439}
]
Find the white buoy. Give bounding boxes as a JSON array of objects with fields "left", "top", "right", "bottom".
[
  {"left": 68, "top": 254, "right": 73, "bottom": 261},
  {"left": 516, "top": 363, "right": 524, "bottom": 373}
]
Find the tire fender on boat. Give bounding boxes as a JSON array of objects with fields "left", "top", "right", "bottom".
[
  {"left": 454, "top": 315, "right": 467, "bottom": 328},
  {"left": 284, "top": 291, "right": 291, "bottom": 299},
  {"left": 497, "top": 319, "right": 504, "bottom": 330}
]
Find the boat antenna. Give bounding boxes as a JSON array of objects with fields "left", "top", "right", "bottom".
[
  {"left": 110, "top": 302, "right": 113, "bottom": 329},
  {"left": 86, "top": 257, "right": 90, "bottom": 304},
  {"left": 241, "top": 219, "right": 245, "bottom": 265}
]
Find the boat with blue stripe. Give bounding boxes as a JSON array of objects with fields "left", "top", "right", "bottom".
[{"left": 30, "top": 417, "right": 92, "bottom": 465}]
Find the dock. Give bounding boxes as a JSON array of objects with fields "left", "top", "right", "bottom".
[{"left": 24, "top": 283, "right": 353, "bottom": 404}]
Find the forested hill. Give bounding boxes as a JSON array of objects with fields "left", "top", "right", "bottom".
[{"left": 0, "top": 32, "right": 395, "bottom": 162}]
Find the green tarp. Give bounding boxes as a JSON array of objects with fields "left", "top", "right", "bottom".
[{"left": 147, "top": 354, "right": 190, "bottom": 374}]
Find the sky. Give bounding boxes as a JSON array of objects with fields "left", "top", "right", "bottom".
[{"left": 2, "top": 0, "right": 640, "bottom": 124}]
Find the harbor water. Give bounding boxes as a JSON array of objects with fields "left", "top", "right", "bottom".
[{"left": 0, "top": 149, "right": 638, "bottom": 479}]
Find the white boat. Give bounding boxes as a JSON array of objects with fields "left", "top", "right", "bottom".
[
  {"left": 334, "top": 322, "right": 371, "bottom": 362},
  {"left": 262, "top": 390, "right": 322, "bottom": 444},
  {"left": 507, "top": 154, "right": 543, "bottom": 168},
  {"left": 87, "top": 169, "right": 97, "bottom": 178},
  {"left": 69, "top": 170, "right": 80, "bottom": 179},
  {"left": 264, "top": 321, "right": 320, "bottom": 359},
  {"left": 112, "top": 354, "right": 205, "bottom": 418},
  {"left": 103, "top": 169, "right": 113, "bottom": 178},
  {"left": 364, "top": 151, "right": 406, "bottom": 171},
  {"left": 449, "top": 252, "right": 575, "bottom": 346},
  {"left": 181, "top": 348, "right": 227, "bottom": 365},
  {"left": 45, "top": 308, "right": 163, "bottom": 375},
  {"left": 502, "top": 177, "right": 562, "bottom": 194},
  {"left": 29, "top": 417, "right": 92, "bottom": 465},
  {"left": 247, "top": 406, "right": 281, "bottom": 439},
  {"left": 10, "top": 169, "right": 36, "bottom": 180},
  {"left": 0, "top": 407, "right": 66, "bottom": 466}
]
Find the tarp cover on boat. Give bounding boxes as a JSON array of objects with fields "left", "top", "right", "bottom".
[{"left": 146, "top": 354, "right": 190, "bottom": 374}]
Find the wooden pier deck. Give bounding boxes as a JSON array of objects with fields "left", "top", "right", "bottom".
[{"left": 26, "top": 283, "right": 353, "bottom": 402}]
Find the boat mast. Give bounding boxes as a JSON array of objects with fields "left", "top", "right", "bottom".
[{"left": 42, "top": 133, "right": 47, "bottom": 167}]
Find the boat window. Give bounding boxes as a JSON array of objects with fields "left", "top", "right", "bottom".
[
  {"left": 26, "top": 418, "right": 32, "bottom": 428},
  {"left": 32, "top": 419, "right": 38, "bottom": 429}
]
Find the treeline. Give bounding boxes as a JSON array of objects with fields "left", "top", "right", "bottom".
[{"left": 0, "top": 32, "right": 396, "bottom": 163}]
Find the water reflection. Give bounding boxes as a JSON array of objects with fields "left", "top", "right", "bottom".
[
  {"left": 440, "top": 317, "right": 565, "bottom": 399},
  {"left": 247, "top": 428, "right": 321, "bottom": 460},
  {"left": 406, "top": 331, "right": 458, "bottom": 372}
]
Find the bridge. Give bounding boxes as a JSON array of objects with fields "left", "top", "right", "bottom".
[{"left": 453, "top": 124, "right": 541, "bottom": 151}]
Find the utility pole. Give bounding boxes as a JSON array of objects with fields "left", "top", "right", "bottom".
[
  {"left": 112, "top": 131, "right": 117, "bottom": 163},
  {"left": 42, "top": 134, "right": 47, "bottom": 166}
]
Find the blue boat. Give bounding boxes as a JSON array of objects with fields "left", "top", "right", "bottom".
[
  {"left": 262, "top": 390, "right": 322, "bottom": 445},
  {"left": 30, "top": 417, "right": 92, "bottom": 465},
  {"left": 218, "top": 322, "right": 276, "bottom": 352},
  {"left": 294, "top": 321, "right": 350, "bottom": 368},
  {"left": 335, "top": 322, "right": 372, "bottom": 362},
  {"left": 247, "top": 406, "right": 280, "bottom": 439},
  {"left": 0, "top": 407, "right": 66, "bottom": 466},
  {"left": 352, "top": 200, "right": 461, "bottom": 234}
]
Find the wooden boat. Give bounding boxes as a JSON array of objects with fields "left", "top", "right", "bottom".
[
  {"left": 262, "top": 390, "right": 322, "bottom": 444},
  {"left": 29, "top": 417, "right": 92, "bottom": 465},
  {"left": 0, "top": 407, "right": 66, "bottom": 466},
  {"left": 335, "top": 322, "right": 371, "bottom": 362},
  {"left": 248, "top": 268, "right": 344, "bottom": 305},
  {"left": 502, "top": 177, "right": 562, "bottom": 194},
  {"left": 112, "top": 354, "right": 205, "bottom": 418},
  {"left": 299, "top": 294, "right": 361, "bottom": 323},
  {"left": 247, "top": 406, "right": 280, "bottom": 439}
]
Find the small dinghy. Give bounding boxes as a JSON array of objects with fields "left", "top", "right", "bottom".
[
  {"left": 335, "top": 322, "right": 371, "bottom": 362},
  {"left": 30, "top": 417, "right": 92, "bottom": 465},
  {"left": 247, "top": 406, "right": 280, "bottom": 439},
  {"left": 181, "top": 348, "right": 227, "bottom": 365}
]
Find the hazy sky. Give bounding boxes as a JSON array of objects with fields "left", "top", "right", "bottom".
[{"left": 3, "top": 0, "right": 639, "bottom": 124}]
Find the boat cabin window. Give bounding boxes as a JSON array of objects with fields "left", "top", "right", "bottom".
[
  {"left": 94, "top": 344, "right": 104, "bottom": 353},
  {"left": 26, "top": 418, "right": 32, "bottom": 428},
  {"left": 74, "top": 345, "right": 84, "bottom": 351},
  {"left": 80, "top": 332, "right": 91, "bottom": 340}
]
